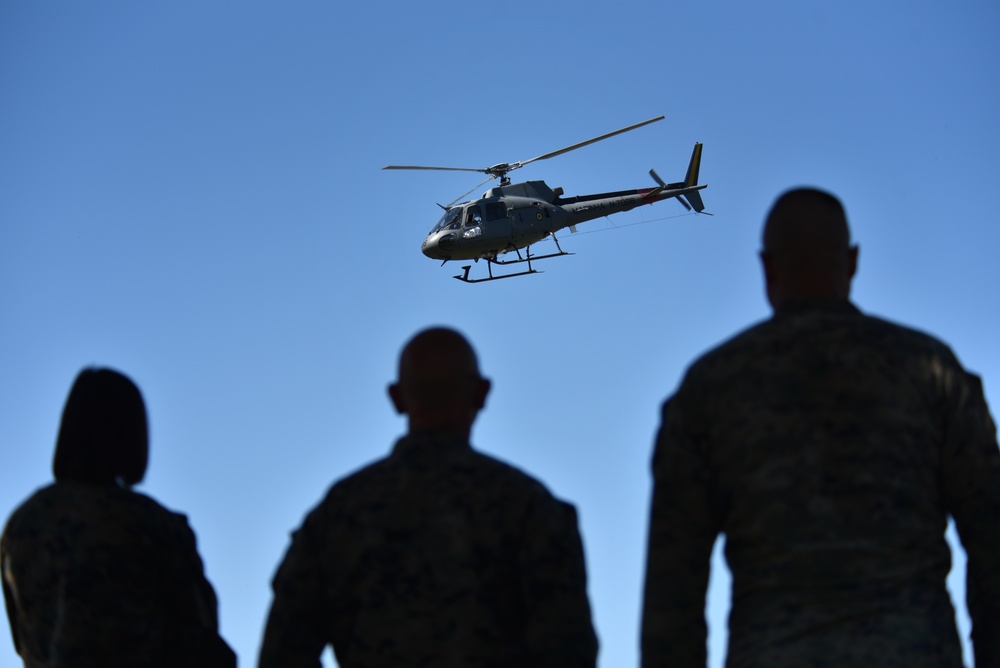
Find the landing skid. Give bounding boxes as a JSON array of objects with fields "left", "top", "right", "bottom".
[{"left": 454, "top": 236, "right": 574, "bottom": 283}]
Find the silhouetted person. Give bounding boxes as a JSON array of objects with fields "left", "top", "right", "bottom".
[
  {"left": 258, "top": 327, "right": 598, "bottom": 668},
  {"left": 641, "top": 188, "right": 1000, "bottom": 667},
  {"left": 1, "top": 368, "right": 234, "bottom": 668}
]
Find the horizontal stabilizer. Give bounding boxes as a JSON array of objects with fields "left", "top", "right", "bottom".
[{"left": 682, "top": 190, "right": 705, "bottom": 212}]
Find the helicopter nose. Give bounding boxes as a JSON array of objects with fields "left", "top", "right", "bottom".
[
  {"left": 437, "top": 233, "right": 456, "bottom": 252},
  {"left": 420, "top": 232, "right": 455, "bottom": 260},
  {"left": 422, "top": 232, "right": 454, "bottom": 259}
]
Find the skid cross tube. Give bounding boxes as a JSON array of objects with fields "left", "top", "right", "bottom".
[{"left": 453, "top": 235, "right": 574, "bottom": 283}]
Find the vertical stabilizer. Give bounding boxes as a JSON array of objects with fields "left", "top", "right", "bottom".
[{"left": 684, "top": 142, "right": 703, "bottom": 187}]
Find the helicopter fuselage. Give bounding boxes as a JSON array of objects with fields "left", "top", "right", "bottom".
[
  {"left": 421, "top": 179, "right": 707, "bottom": 262},
  {"left": 384, "top": 117, "right": 708, "bottom": 281}
]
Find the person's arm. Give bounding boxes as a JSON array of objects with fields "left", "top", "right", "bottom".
[
  {"left": 164, "top": 513, "right": 236, "bottom": 668},
  {"left": 1, "top": 546, "right": 23, "bottom": 656},
  {"left": 641, "top": 397, "right": 722, "bottom": 668},
  {"left": 519, "top": 494, "right": 599, "bottom": 668},
  {"left": 942, "top": 372, "right": 1000, "bottom": 667},
  {"left": 258, "top": 519, "right": 331, "bottom": 668}
]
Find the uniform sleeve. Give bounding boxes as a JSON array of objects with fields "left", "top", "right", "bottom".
[
  {"left": 1, "top": 543, "right": 23, "bottom": 656},
  {"left": 641, "top": 396, "right": 724, "bottom": 668},
  {"left": 941, "top": 372, "right": 1000, "bottom": 667},
  {"left": 163, "top": 514, "right": 236, "bottom": 668},
  {"left": 258, "top": 515, "right": 331, "bottom": 668},
  {"left": 518, "top": 494, "right": 599, "bottom": 668},
  {"left": 167, "top": 516, "right": 221, "bottom": 629}
]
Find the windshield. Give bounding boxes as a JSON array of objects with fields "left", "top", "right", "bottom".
[{"left": 431, "top": 208, "right": 462, "bottom": 234}]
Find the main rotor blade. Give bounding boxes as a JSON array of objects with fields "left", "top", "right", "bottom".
[
  {"left": 382, "top": 165, "right": 488, "bottom": 174},
  {"left": 515, "top": 115, "right": 665, "bottom": 169}
]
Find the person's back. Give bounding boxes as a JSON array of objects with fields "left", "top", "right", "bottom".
[
  {"left": 3, "top": 482, "right": 216, "bottom": 667},
  {"left": 267, "top": 431, "right": 591, "bottom": 668},
  {"left": 641, "top": 189, "right": 1000, "bottom": 668},
  {"left": 259, "top": 327, "right": 598, "bottom": 668},
  {"left": 668, "top": 301, "right": 990, "bottom": 665}
]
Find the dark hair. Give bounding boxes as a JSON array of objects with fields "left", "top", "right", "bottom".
[{"left": 52, "top": 368, "right": 149, "bottom": 486}]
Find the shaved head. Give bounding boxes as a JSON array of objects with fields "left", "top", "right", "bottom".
[
  {"left": 389, "top": 327, "right": 490, "bottom": 438},
  {"left": 760, "top": 188, "right": 858, "bottom": 309},
  {"left": 763, "top": 188, "right": 851, "bottom": 258}
]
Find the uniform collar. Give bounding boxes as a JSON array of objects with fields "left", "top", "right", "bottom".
[
  {"left": 774, "top": 296, "right": 861, "bottom": 318},
  {"left": 392, "top": 429, "right": 472, "bottom": 456}
]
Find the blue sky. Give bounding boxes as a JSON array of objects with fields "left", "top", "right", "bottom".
[{"left": 2, "top": 2, "right": 998, "bottom": 666}]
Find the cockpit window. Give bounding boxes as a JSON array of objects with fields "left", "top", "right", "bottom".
[
  {"left": 464, "top": 205, "right": 483, "bottom": 227},
  {"left": 431, "top": 208, "right": 462, "bottom": 234}
]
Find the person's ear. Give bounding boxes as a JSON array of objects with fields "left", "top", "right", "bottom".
[
  {"left": 473, "top": 377, "right": 491, "bottom": 411},
  {"left": 759, "top": 250, "right": 774, "bottom": 286},
  {"left": 760, "top": 250, "right": 781, "bottom": 309},
  {"left": 388, "top": 383, "right": 407, "bottom": 415},
  {"left": 847, "top": 244, "right": 859, "bottom": 281}
]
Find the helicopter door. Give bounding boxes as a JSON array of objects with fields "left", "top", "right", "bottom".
[
  {"left": 480, "top": 201, "right": 510, "bottom": 244},
  {"left": 464, "top": 205, "right": 483, "bottom": 228},
  {"left": 461, "top": 205, "right": 485, "bottom": 240}
]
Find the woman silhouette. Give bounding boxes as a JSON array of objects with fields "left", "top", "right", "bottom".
[{"left": 1, "top": 368, "right": 234, "bottom": 667}]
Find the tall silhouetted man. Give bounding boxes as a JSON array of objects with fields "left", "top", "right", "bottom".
[
  {"left": 642, "top": 188, "right": 1000, "bottom": 667},
  {"left": 259, "top": 327, "right": 598, "bottom": 668}
]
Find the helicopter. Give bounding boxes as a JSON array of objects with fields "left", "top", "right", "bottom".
[{"left": 383, "top": 116, "right": 708, "bottom": 283}]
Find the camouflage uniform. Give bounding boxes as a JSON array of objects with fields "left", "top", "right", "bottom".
[
  {"left": 2, "top": 481, "right": 229, "bottom": 668},
  {"left": 642, "top": 298, "right": 1000, "bottom": 668},
  {"left": 259, "top": 430, "right": 598, "bottom": 668}
]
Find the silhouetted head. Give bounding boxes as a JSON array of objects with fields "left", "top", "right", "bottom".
[
  {"left": 760, "top": 187, "right": 859, "bottom": 311},
  {"left": 52, "top": 368, "right": 149, "bottom": 487},
  {"left": 388, "top": 327, "right": 491, "bottom": 439}
]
